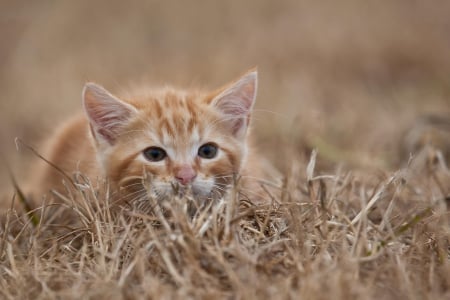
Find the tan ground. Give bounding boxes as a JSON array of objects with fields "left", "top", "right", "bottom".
[{"left": 0, "top": 1, "right": 449, "bottom": 299}]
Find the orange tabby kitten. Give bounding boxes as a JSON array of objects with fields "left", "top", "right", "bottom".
[{"left": 28, "top": 69, "right": 276, "bottom": 210}]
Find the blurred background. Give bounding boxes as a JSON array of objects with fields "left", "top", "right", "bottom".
[{"left": 1, "top": 0, "right": 450, "bottom": 189}]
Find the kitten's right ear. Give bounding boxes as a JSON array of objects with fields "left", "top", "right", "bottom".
[{"left": 82, "top": 83, "right": 137, "bottom": 145}]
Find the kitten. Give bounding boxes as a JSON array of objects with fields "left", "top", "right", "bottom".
[{"left": 27, "top": 69, "right": 278, "bottom": 211}]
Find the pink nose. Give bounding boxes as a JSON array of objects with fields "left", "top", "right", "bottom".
[{"left": 175, "top": 165, "right": 197, "bottom": 185}]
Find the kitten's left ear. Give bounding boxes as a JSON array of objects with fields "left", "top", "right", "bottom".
[{"left": 210, "top": 69, "right": 257, "bottom": 139}]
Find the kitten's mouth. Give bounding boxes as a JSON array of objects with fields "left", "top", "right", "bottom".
[
  {"left": 143, "top": 177, "right": 217, "bottom": 202},
  {"left": 171, "top": 182, "right": 193, "bottom": 198}
]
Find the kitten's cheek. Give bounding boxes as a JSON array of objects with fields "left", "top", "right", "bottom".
[
  {"left": 147, "top": 181, "right": 173, "bottom": 199},
  {"left": 192, "top": 177, "right": 215, "bottom": 196}
]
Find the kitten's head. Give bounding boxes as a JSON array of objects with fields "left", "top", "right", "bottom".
[{"left": 82, "top": 69, "right": 257, "bottom": 204}]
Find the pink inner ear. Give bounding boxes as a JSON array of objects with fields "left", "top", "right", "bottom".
[
  {"left": 94, "top": 113, "right": 130, "bottom": 143},
  {"left": 211, "top": 71, "right": 257, "bottom": 136},
  {"left": 83, "top": 83, "right": 136, "bottom": 145}
]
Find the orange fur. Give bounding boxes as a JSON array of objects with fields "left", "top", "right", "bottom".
[{"left": 28, "top": 69, "right": 278, "bottom": 209}]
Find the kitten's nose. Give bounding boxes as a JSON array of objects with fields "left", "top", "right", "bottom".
[{"left": 175, "top": 165, "right": 197, "bottom": 185}]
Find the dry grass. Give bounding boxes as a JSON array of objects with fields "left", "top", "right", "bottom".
[
  {"left": 1, "top": 1, "right": 450, "bottom": 299},
  {"left": 1, "top": 150, "right": 449, "bottom": 299}
]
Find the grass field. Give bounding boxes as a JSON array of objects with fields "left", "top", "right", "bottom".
[{"left": 1, "top": 1, "right": 450, "bottom": 299}]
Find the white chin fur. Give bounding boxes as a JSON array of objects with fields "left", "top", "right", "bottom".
[{"left": 149, "top": 178, "right": 216, "bottom": 200}]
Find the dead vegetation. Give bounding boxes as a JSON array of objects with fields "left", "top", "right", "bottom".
[
  {"left": 2, "top": 1, "right": 450, "bottom": 299},
  {"left": 1, "top": 149, "right": 449, "bottom": 299}
]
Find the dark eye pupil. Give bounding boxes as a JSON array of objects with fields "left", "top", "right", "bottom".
[
  {"left": 143, "top": 147, "right": 166, "bottom": 162},
  {"left": 198, "top": 143, "right": 218, "bottom": 159}
]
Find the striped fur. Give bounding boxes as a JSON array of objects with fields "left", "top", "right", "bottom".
[{"left": 30, "top": 69, "right": 275, "bottom": 208}]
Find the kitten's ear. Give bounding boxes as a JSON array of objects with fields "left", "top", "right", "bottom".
[
  {"left": 82, "top": 83, "right": 137, "bottom": 145},
  {"left": 210, "top": 69, "right": 257, "bottom": 139}
]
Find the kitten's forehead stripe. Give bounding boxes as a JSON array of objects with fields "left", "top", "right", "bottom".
[
  {"left": 160, "top": 118, "right": 175, "bottom": 138},
  {"left": 144, "top": 92, "right": 209, "bottom": 150},
  {"left": 153, "top": 99, "right": 162, "bottom": 117}
]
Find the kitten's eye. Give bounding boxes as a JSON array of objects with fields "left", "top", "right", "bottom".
[
  {"left": 143, "top": 147, "right": 167, "bottom": 162},
  {"left": 198, "top": 143, "right": 218, "bottom": 159}
]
